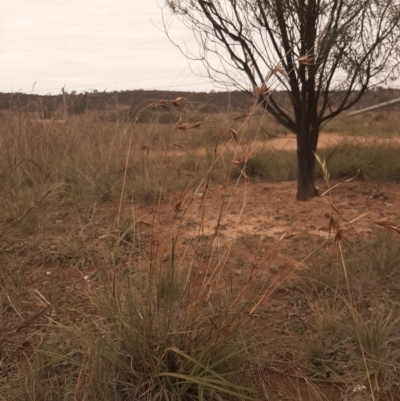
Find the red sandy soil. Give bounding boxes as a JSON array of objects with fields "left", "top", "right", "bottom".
[
  {"left": 262, "top": 132, "right": 400, "bottom": 151},
  {"left": 135, "top": 178, "right": 400, "bottom": 265},
  {"left": 165, "top": 132, "right": 400, "bottom": 157}
]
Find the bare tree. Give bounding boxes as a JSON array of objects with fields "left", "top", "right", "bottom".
[{"left": 166, "top": 0, "right": 400, "bottom": 200}]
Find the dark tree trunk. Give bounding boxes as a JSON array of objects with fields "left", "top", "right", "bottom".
[
  {"left": 296, "top": 152, "right": 319, "bottom": 200},
  {"left": 296, "top": 128, "right": 319, "bottom": 201}
]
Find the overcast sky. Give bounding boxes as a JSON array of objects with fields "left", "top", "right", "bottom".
[{"left": 0, "top": 0, "right": 216, "bottom": 94}]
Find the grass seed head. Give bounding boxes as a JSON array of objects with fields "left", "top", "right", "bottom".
[
  {"left": 230, "top": 127, "right": 240, "bottom": 142},
  {"left": 297, "top": 54, "right": 314, "bottom": 65}
]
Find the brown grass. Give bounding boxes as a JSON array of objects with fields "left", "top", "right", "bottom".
[{"left": 1, "top": 99, "right": 400, "bottom": 400}]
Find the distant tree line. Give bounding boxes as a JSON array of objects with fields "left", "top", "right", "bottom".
[
  {"left": 0, "top": 90, "right": 254, "bottom": 119},
  {"left": 0, "top": 87, "right": 400, "bottom": 120}
]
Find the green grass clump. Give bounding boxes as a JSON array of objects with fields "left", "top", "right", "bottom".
[
  {"left": 245, "top": 141, "right": 400, "bottom": 183},
  {"left": 246, "top": 149, "right": 297, "bottom": 180},
  {"left": 294, "top": 232, "right": 400, "bottom": 399},
  {"left": 319, "top": 142, "right": 400, "bottom": 182},
  {"left": 324, "top": 111, "right": 400, "bottom": 137},
  {"left": 5, "top": 256, "right": 264, "bottom": 401}
]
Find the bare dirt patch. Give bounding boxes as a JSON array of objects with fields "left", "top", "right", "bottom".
[
  {"left": 263, "top": 132, "right": 400, "bottom": 151},
  {"left": 141, "top": 178, "right": 400, "bottom": 252},
  {"left": 149, "top": 132, "right": 400, "bottom": 158}
]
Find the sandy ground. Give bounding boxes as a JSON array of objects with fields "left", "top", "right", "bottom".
[
  {"left": 261, "top": 132, "right": 400, "bottom": 151},
  {"left": 131, "top": 177, "right": 400, "bottom": 267},
  {"left": 165, "top": 132, "right": 400, "bottom": 157}
]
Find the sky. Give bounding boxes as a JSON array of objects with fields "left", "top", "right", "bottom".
[
  {"left": 0, "top": 0, "right": 216, "bottom": 94},
  {"left": 3, "top": 1, "right": 398, "bottom": 97}
]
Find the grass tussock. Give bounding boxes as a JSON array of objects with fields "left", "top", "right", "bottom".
[
  {"left": 245, "top": 141, "right": 400, "bottom": 183},
  {"left": 4, "top": 238, "right": 276, "bottom": 401},
  {"left": 319, "top": 142, "right": 400, "bottom": 182},
  {"left": 292, "top": 233, "right": 400, "bottom": 398},
  {"left": 324, "top": 111, "right": 400, "bottom": 137}
]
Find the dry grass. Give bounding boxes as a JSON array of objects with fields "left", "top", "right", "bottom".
[
  {"left": 324, "top": 111, "right": 400, "bottom": 137},
  {"left": 1, "top": 99, "right": 400, "bottom": 400}
]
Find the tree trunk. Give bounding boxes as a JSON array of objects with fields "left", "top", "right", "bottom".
[
  {"left": 296, "top": 152, "right": 318, "bottom": 200},
  {"left": 296, "top": 129, "right": 319, "bottom": 201}
]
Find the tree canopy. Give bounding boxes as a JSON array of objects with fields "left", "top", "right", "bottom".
[{"left": 166, "top": 0, "right": 400, "bottom": 199}]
